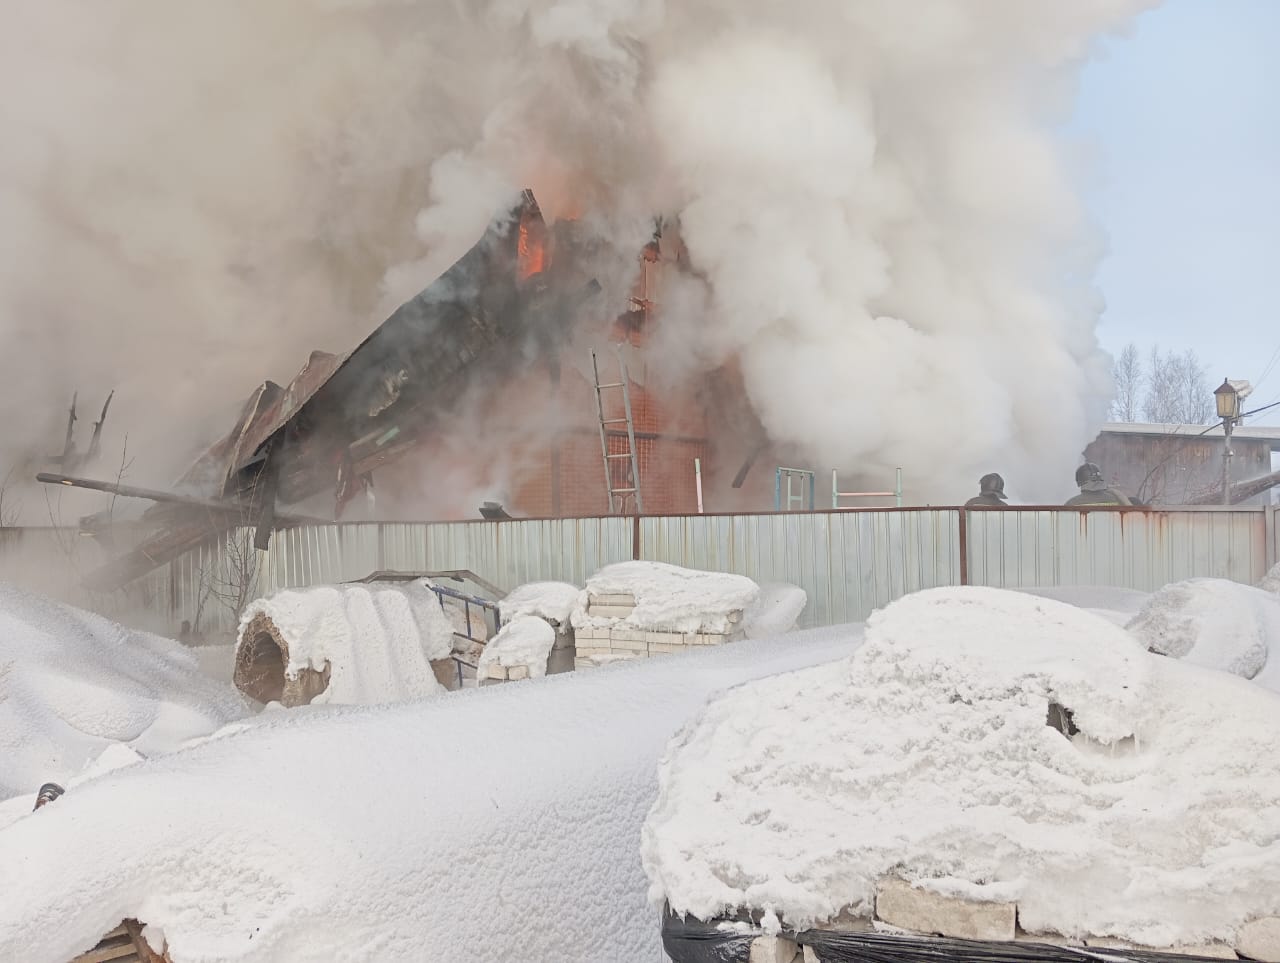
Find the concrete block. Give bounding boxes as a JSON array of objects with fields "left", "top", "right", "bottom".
[
  {"left": 1239, "top": 917, "right": 1280, "bottom": 961},
  {"left": 810, "top": 909, "right": 872, "bottom": 933},
  {"left": 606, "top": 636, "right": 648, "bottom": 653},
  {"left": 591, "top": 653, "right": 637, "bottom": 665},
  {"left": 645, "top": 630, "right": 680, "bottom": 644},
  {"left": 507, "top": 665, "right": 529, "bottom": 681},
  {"left": 589, "top": 593, "right": 635, "bottom": 606},
  {"left": 608, "top": 627, "right": 645, "bottom": 642},
  {"left": 1085, "top": 937, "right": 1237, "bottom": 958},
  {"left": 485, "top": 663, "right": 508, "bottom": 681},
  {"left": 749, "top": 935, "right": 799, "bottom": 963},
  {"left": 690, "top": 632, "right": 729, "bottom": 646},
  {"left": 648, "top": 642, "right": 689, "bottom": 655},
  {"left": 874, "top": 878, "right": 1015, "bottom": 942},
  {"left": 588, "top": 604, "right": 635, "bottom": 619},
  {"left": 573, "top": 658, "right": 597, "bottom": 671}
]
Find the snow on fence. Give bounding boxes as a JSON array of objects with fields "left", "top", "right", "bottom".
[{"left": 0, "top": 506, "right": 1275, "bottom": 636}]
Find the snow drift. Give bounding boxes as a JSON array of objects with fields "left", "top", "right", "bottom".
[
  {"left": 0, "top": 583, "right": 248, "bottom": 802},
  {"left": 641, "top": 586, "right": 1280, "bottom": 948},
  {"left": 1126, "top": 577, "right": 1280, "bottom": 692},
  {"left": 1261, "top": 562, "right": 1280, "bottom": 594},
  {"left": 235, "top": 581, "right": 455, "bottom": 707},
  {"left": 0, "top": 625, "right": 860, "bottom": 963}
]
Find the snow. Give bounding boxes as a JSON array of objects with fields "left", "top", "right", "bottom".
[
  {"left": 1261, "top": 562, "right": 1280, "bottom": 594},
  {"left": 0, "top": 583, "right": 249, "bottom": 802},
  {"left": 476, "top": 615, "right": 557, "bottom": 678},
  {"left": 237, "top": 580, "right": 456, "bottom": 705},
  {"left": 741, "top": 583, "right": 808, "bottom": 638},
  {"left": 641, "top": 586, "right": 1280, "bottom": 949},
  {"left": 0, "top": 623, "right": 860, "bottom": 963},
  {"left": 572, "top": 561, "right": 760, "bottom": 634},
  {"left": 1013, "top": 584, "right": 1150, "bottom": 627},
  {"left": 500, "top": 581, "right": 580, "bottom": 625},
  {"left": 1126, "top": 578, "right": 1280, "bottom": 692}
]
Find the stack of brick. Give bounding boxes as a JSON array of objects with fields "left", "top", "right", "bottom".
[
  {"left": 573, "top": 592, "right": 740, "bottom": 670},
  {"left": 737, "top": 878, "right": 1270, "bottom": 960},
  {"left": 482, "top": 663, "right": 532, "bottom": 683}
]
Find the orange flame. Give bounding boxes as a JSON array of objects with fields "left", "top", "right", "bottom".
[{"left": 517, "top": 215, "right": 547, "bottom": 280}]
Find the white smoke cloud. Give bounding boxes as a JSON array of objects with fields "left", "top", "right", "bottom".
[{"left": 0, "top": 0, "right": 1156, "bottom": 518}]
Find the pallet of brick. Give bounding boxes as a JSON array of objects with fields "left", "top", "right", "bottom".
[{"left": 569, "top": 561, "right": 759, "bottom": 668}]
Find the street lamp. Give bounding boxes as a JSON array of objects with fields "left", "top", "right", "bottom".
[{"left": 1213, "top": 379, "right": 1252, "bottom": 505}]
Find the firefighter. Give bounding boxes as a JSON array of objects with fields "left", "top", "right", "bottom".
[
  {"left": 1065, "top": 462, "right": 1132, "bottom": 507},
  {"left": 965, "top": 473, "right": 1009, "bottom": 507}
]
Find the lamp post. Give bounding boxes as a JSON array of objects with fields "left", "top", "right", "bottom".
[{"left": 1214, "top": 379, "right": 1251, "bottom": 505}]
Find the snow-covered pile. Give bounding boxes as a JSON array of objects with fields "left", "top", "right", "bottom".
[
  {"left": 500, "top": 581, "right": 580, "bottom": 626},
  {"left": 0, "top": 625, "right": 861, "bottom": 963},
  {"left": 572, "top": 561, "right": 760, "bottom": 634},
  {"left": 1261, "top": 562, "right": 1280, "bottom": 594},
  {"left": 741, "top": 583, "right": 808, "bottom": 638},
  {"left": 236, "top": 580, "right": 455, "bottom": 706},
  {"left": 477, "top": 615, "right": 557, "bottom": 679},
  {"left": 642, "top": 586, "right": 1280, "bottom": 948},
  {"left": 1126, "top": 577, "right": 1280, "bottom": 692},
  {"left": 0, "top": 583, "right": 248, "bottom": 801}
]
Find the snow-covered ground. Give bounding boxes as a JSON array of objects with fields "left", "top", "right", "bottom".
[
  {"left": 0, "top": 621, "right": 861, "bottom": 963},
  {"left": 1012, "top": 584, "right": 1149, "bottom": 626},
  {"left": 642, "top": 586, "right": 1280, "bottom": 948},
  {"left": 4, "top": 574, "right": 1279, "bottom": 961},
  {"left": 0, "top": 583, "right": 249, "bottom": 804}
]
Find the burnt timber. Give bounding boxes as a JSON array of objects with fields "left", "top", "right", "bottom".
[{"left": 47, "top": 190, "right": 602, "bottom": 591}]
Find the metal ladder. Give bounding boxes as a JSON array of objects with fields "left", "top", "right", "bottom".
[{"left": 591, "top": 347, "right": 644, "bottom": 514}]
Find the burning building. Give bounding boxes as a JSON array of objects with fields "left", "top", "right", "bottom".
[{"left": 42, "top": 189, "right": 793, "bottom": 589}]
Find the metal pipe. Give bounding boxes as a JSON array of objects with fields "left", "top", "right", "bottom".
[
  {"left": 694, "top": 458, "right": 704, "bottom": 514},
  {"left": 1223, "top": 419, "right": 1234, "bottom": 506}
]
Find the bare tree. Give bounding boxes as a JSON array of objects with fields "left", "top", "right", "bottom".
[
  {"left": 199, "top": 528, "right": 260, "bottom": 633},
  {"left": 1141, "top": 346, "right": 1212, "bottom": 425},
  {"left": 1110, "top": 343, "right": 1144, "bottom": 422}
]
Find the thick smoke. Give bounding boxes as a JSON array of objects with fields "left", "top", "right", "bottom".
[{"left": 0, "top": 0, "right": 1155, "bottom": 518}]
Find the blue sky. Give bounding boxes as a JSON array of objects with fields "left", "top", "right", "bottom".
[{"left": 1072, "top": 0, "right": 1280, "bottom": 426}]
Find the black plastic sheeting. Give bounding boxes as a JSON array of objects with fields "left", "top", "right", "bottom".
[
  {"left": 800, "top": 931, "right": 1239, "bottom": 962},
  {"left": 661, "top": 911, "right": 754, "bottom": 963},
  {"left": 662, "top": 912, "right": 1238, "bottom": 963}
]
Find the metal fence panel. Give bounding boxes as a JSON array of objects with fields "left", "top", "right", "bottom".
[
  {"left": 1268, "top": 505, "right": 1278, "bottom": 573},
  {"left": 965, "top": 508, "right": 1268, "bottom": 590},
  {"left": 246, "top": 517, "right": 633, "bottom": 600},
  {"left": 1, "top": 507, "right": 1271, "bottom": 640},
  {"left": 639, "top": 511, "right": 961, "bottom": 627}
]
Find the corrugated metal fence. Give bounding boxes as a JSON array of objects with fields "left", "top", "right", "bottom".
[{"left": 1, "top": 506, "right": 1275, "bottom": 636}]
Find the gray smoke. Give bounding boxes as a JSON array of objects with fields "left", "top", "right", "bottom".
[{"left": 0, "top": 0, "right": 1157, "bottom": 518}]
